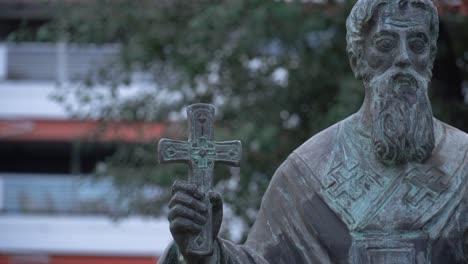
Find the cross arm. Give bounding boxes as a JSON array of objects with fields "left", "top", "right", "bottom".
[
  {"left": 158, "top": 138, "right": 191, "bottom": 164},
  {"left": 215, "top": 140, "right": 242, "bottom": 167}
]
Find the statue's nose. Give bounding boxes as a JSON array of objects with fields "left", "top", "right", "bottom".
[{"left": 394, "top": 45, "right": 411, "bottom": 68}]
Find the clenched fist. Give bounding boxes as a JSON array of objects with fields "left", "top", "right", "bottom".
[{"left": 168, "top": 180, "right": 223, "bottom": 262}]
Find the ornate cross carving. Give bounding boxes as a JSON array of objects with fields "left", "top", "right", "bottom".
[
  {"left": 325, "top": 161, "right": 384, "bottom": 201},
  {"left": 158, "top": 103, "right": 241, "bottom": 255},
  {"left": 404, "top": 167, "right": 449, "bottom": 207}
]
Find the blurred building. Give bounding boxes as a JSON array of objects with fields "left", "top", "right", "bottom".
[{"left": 0, "top": 2, "right": 172, "bottom": 264}]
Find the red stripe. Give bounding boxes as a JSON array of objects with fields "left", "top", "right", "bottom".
[
  {"left": 0, "top": 254, "right": 159, "bottom": 264},
  {"left": 0, "top": 119, "right": 166, "bottom": 143}
]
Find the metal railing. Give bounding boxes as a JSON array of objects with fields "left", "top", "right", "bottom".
[
  {"left": 0, "top": 42, "right": 119, "bottom": 82},
  {"left": 0, "top": 173, "right": 119, "bottom": 215}
]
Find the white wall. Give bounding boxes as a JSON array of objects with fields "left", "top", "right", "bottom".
[
  {"left": 0, "top": 81, "right": 67, "bottom": 118},
  {"left": 0, "top": 215, "right": 172, "bottom": 256},
  {"left": 0, "top": 43, "right": 7, "bottom": 80}
]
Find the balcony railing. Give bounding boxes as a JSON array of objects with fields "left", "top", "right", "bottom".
[
  {"left": 0, "top": 42, "right": 119, "bottom": 82},
  {"left": 0, "top": 173, "right": 119, "bottom": 215}
]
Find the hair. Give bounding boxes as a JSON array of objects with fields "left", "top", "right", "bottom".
[{"left": 346, "top": 0, "right": 439, "bottom": 79}]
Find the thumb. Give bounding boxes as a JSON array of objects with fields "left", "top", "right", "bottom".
[{"left": 209, "top": 191, "right": 223, "bottom": 239}]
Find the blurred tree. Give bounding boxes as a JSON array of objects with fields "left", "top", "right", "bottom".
[{"left": 10, "top": 0, "right": 467, "bottom": 241}]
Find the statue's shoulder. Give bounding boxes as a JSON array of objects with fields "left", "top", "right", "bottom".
[
  {"left": 442, "top": 121, "right": 468, "bottom": 142},
  {"left": 436, "top": 119, "right": 468, "bottom": 159},
  {"left": 293, "top": 121, "right": 341, "bottom": 158},
  {"left": 289, "top": 119, "right": 344, "bottom": 177}
]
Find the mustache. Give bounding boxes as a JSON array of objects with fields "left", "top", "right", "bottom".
[
  {"left": 369, "top": 68, "right": 430, "bottom": 96},
  {"left": 391, "top": 72, "right": 417, "bottom": 87}
]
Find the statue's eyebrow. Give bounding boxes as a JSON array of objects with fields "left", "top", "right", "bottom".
[
  {"left": 407, "top": 31, "right": 429, "bottom": 41},
  {"left": 373, "top": 30, "right": 398, "bottom": 39},
  {"left": 409, "top": 0, "right": 427, "bottom": 10}
]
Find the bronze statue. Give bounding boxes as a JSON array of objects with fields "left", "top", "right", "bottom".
[{"left": 159, "top": 0, "right": 468, "bottom": 263}]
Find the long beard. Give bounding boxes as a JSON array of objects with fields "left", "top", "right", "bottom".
[{"left": 367, "top": 68, "right": 435, "bottom": 166}]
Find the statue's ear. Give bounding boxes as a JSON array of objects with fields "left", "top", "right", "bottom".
[{"left": 348, "top": 51, "right": 362, "bottom": 80}]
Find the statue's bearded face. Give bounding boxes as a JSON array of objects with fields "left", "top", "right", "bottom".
[{"left": 362, "top": 3, "right": 435, "bottom": 166}]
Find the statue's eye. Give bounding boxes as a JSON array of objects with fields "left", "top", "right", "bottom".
[
  {"left": 375, "top": 38, "right": 396, "bottom": 53},
  {"left": 409, "top": 39, "right": 427, "bottom": 54}
]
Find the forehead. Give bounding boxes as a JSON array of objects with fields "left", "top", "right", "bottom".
[{"left": 372, "top": 2, "right": 431, "bottom": 32}]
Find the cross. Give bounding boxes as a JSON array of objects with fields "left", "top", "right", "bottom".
[
  {"left": 404, "top": 167, "right": 449, "bottom": 207},
  {"left": 326, "top": 161, "right": 383, "bottom": 201},
  {"left": 158, "top": 103, "right": 242, "bottom": 255}
]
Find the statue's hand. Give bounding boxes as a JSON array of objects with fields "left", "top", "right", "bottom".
[{"left": 168, "top": 180, "right": 223, "bottom": 262}]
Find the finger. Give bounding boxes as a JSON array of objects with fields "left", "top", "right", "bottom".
[
  {"left": 169, "top": 192, "right": 208, "bottom": 214},
  {"left": 168, "top": 204, "right": 207, "bottom": 225},
  {"left": 172, "top": 180, "right": 204, "bottom": 199},
  {"left": 170, "top": 217, "right": 201, "bottom": 234},
  {"left": 209, "top": 191, "right": 222, "bottom": 209}
]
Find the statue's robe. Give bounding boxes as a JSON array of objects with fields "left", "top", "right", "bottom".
[{"left": 159, "top": 114, "right": 468, "bottom": 264}]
